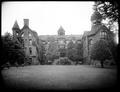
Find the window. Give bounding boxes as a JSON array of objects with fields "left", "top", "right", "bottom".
[
  {"left": 16, "top": 33, "right": 18, "bottom": 36},
  {"left": 29, "top": 47, "right": 32, "bottom": 55},
  {"left": 100, "top": 31, "right": 107, "bottom": 39},
  {"left": 89, "top": 39, "right": 93, "bottom": 45},
  {"left": 29, "top": 33, "right": 32, "bottom": 37},
  {"left": 29, "top": 39, "right": 32, "bottom": 45},
  {"left": 21, "top": 34, "right": 24, "bottom": 37}
]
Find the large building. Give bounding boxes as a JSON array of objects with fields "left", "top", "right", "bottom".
[
  {"left": 12, "top": 10, "right": 114, "bottom": 64},
  {"left": 12, "top": 19, "right": 39, "bottom": 64},
  {"left": 12, "top": 19, "right": 82, "bottom": 64},
  {"left": 82, "top": 10, "right": 114, "bottom": 64},
  {"left": 39, "top": 26, "right": 82, "bottom": 49}
]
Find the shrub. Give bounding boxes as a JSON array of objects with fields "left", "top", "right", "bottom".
[{"left": 53, "top": 57, "right": 74, "bottom": 65}]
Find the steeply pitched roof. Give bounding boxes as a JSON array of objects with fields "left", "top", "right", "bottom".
[
  {"left": 89, "top": 24, "right": 108, "bottom": 36},
  {"left": 21, "top": 24, "right": 29, "bottom": 31},
  {"left": 82, "top": 24, "right": 109, "bottom": 38},
  {"left": 58, "top": 26, "right": 65, "bottom": 35},
  {"left": 12, "top": 20, "right": 20, "bottom": 29},
  {"left": 58, "top": 26, "right": 65, "bottom": 31}
]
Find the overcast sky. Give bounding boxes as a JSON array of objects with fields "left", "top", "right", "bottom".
[{"left": 2, "top": 1, "right": 94, "bottom": 35}]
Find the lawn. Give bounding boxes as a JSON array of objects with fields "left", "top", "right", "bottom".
[{"left": 1, "top": 65, "right": 117, "bottom": 90}]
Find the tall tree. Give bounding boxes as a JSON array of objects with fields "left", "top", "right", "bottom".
[
  {"left": 45, "top": 41, "right": 59, "bottom": 64},
  {"left": 75, "top": 41, "right": 83, "bottom": 62},
  {"left": 94, "top": 1, "right": 118, "bottom": 32},
  {"left": 1, "top": 32, "right": 25, "bottom": 67},
  {"left": 67, "top": 41, "right": 78, "bottom": 63},
  {"left": 90, "top": 39, "right": 112, "bottom": 68},
  {"left": 59, "top": 48, "right": 66, "bottom": 57},
  {"left": 107, "top": 37, "right": 118, "bottom": 64},
  {"left": 33, "top": 38, "right": 46, "bottom": 65},
  {"left": 93, "top": 1, "right": 118, "bottom": 65}
]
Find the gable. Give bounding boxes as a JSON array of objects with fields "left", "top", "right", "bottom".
[{"left": 20, "top": 27, "right": 36, "bottom": 41}]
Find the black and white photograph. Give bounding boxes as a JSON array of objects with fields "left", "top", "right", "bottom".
[{"left": 1, "top": 1, "right": 119, "bottom": 91}]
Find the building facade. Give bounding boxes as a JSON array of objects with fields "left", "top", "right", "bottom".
[
  {"left": 12, "top": 11, "right": 114, "bottom": 65},
  {"left": 39, "top": 26, "right": 82, "bottom": 50},
  {"left": 82, "top": 10, "right": 114, "bottom": 64},
  {"left": 12, "top": 19, "right": 39, "bottom": 64},
  {"left": 12, "top": 20, "right": 82, "bottom": 64}
]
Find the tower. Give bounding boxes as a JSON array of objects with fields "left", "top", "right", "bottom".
[
  {"left": 12, "top": 20, "right": 20, "bottom": 39},
  {"left": 58, "top": 26, "right": 65, "bottom": 36},
  {"left": 91, "top": 11, "right": 102, "bottom": 25}
]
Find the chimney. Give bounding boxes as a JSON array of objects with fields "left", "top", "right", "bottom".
[{"left": 24, "top": 19, "right": 29, "bottom": 26}]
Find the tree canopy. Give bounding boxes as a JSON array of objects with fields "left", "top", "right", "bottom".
[
  {"left": 1, "top": 32, "right": 25, "bottom": 66},
  {"left": 90, "top": 39, "right": 112, "bottom": 67},
  {"left": 45, "top": 41, "right": 59, "bottom": 63},
  {"left": 66, "top": 41, "right": 83, "bottom": 63},
  {"left": 94, "top": 1, "right": 118, "bottom": 32},
  {"left": 94, "top": 1, "right": 118, "bottom": 22},
  {"left": 35, "top": 38, "right": 46, "bottom": 65}
]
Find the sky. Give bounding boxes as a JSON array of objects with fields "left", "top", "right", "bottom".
[{"left": 2, "top": 1, "right": 95, "bottom": 36}]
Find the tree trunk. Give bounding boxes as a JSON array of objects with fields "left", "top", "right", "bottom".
[{"left": 101, "top": 61, "right": 104, "bottom": 68}]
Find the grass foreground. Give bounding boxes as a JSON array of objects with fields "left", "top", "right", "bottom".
[{"left": 1, "top": 65, "right": 117, "bottom": 90}]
